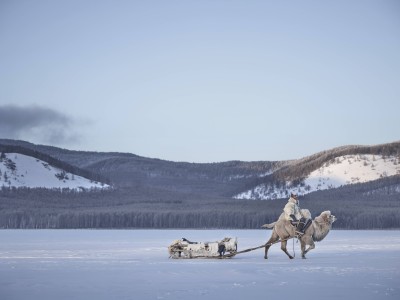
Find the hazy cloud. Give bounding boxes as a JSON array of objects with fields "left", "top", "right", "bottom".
[{"left": 0, "top": 104, "right": 81, "bottom": 145}]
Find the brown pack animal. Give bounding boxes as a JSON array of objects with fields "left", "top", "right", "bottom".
[{"left": 262, "top": 210, "right": 336, "bottom": 259}]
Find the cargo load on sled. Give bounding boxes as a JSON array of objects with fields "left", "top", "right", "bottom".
[{"left": 168, "top": 237, "right": 238, "bottom": 259}]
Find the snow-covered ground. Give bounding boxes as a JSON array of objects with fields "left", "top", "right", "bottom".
[
  {"left": 0, "top": 230, "right": 399, "bottom": 300},
  {"left": 236, "top": 154, "right": 400, "bottom": 200},
  {"left": 0, "top": 153, "right": 108, "bottom": 190}
]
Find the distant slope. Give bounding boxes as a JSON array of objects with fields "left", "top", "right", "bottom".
[
  {"left": 0, "top": 139, "right": 283, "bottom": 196},
  {"left": 235, "top": 142, "right": 400, "bottom": 200},
  {"left": 0, "top": 139, "right": 399, "bottom": 200},
  {"left": 0, "top": 153, "right": 108, "bottom": 190},
  {"left": 1, "top": 139, "right": 400, "bottom": 229},
  {"left": 0, "top": 141, "right": 110, "bottom": 186}
]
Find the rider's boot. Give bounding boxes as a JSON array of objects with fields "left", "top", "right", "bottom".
[
  {"left": 290, "top": 214, "right": 299, "bottom": 226},
  {"left": 295, "top": 218, "right": 306, "bottom": 237}
]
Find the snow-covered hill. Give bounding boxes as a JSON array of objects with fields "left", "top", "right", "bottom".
[
  {"left": 235, "top": 154, "right": 400, "bottom": 200},
  {"left": 0, "top": 153, "right": 109, "bottom": 190}
]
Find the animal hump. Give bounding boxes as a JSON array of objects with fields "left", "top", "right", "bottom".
[{"left": 300, "top": 209, "right": 311, "bottom": 219}]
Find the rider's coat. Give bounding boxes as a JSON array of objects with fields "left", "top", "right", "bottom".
[{"left": 283, "top": 196, "right": 302, "bottom": 221}]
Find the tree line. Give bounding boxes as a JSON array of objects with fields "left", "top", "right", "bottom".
[{"left": 1, "top": 175, "right": 399, "bottom": 229}]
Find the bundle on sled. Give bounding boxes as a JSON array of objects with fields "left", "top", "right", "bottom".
[{"left": 168, "top": 237, "right": 238, "bottom": 259}]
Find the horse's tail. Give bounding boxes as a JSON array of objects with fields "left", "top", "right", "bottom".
[{"left": 261, "top": 222, "right": 276, "bottom": 229}]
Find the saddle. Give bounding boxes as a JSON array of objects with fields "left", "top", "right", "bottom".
[{"left": 290, "top": 216, "right": 312, "bottom": 236}]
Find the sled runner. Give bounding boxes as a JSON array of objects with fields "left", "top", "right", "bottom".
[{"left": 168, "top": 237, "right": 238, "bottom": 259}]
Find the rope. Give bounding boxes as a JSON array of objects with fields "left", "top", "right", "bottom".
[
  {"left": 292, "top": 237, "right": 296, "bottom": 258},
  {"left": 225, "top": 236, "right": 295, "bottom": 258}
]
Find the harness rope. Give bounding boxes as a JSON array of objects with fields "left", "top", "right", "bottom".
[
  {"left": 224, "top": 229, "right": 304, "bottom": 259},
  {"left": 181, "top": 236, "right": 295, "bottom": 259},
  {"left": 292, "top": 236, "right": 297, "bottom": 258}
]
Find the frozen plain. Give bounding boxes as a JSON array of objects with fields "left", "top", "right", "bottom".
[{"left": 0, "top": 230, "right": 399, "bottom": 300}]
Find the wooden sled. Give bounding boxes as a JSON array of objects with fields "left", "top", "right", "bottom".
[{"left": 168, "top": 237, "right": 238, "bottom": 259}]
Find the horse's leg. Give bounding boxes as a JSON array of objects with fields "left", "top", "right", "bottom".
[
  {"left": 280, "top": 240, "right": 294, "bottom": 259},
  {"left": 264, "top": 231, "right": 279, "bottom": 259}
]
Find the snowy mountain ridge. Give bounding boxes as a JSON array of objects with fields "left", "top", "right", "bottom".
[
  {"left": 234, "top": 154, "right": 400, "bottom": 200},
  {"left": 0, "top": 153, "right": 109, "bottom": 190},
  {"left": 1, "top": 139, "right": 399, "bottom": 199}
]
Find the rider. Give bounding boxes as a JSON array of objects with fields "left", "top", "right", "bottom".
[{"left": 283, "top": 193, "right": 308, "bottom": 236}]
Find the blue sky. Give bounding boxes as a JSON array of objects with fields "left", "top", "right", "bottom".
[{"left": 0, "top": 0, "right": 399, "bottom": 162}]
